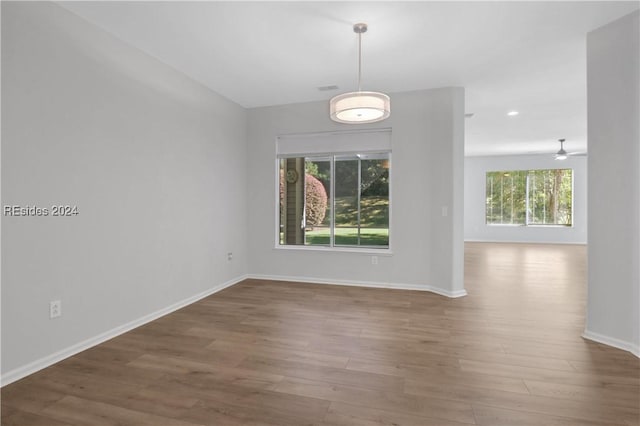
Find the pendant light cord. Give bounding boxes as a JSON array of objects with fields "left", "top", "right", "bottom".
[{"left": 357, "top": 30, "right": 362, "bottom": 92}]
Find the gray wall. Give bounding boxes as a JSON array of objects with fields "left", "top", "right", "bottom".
[
  {"left": 247, "top": 88, "right": 466, "bottom": 296},
  {"left": 586, "top": 10, "right": 639, "bottom": 355},
  {"left": 465, "top": 154, "right": 587, "bottom": 244},
  {"left": 1, "top": 2, "right": 248, "bottom": 378}
]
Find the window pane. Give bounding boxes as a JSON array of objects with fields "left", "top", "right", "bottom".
[
  {"left": 304, "top": 159, "right": 331, "bottom": 246},
  {"left": 485, "top": 171, "right": 526, "bottom": 225},
  {"left": 335, "top": 154, "right": 389, "bottom": 247},
  {"left": 279, "top": 158, "right": 304, "bottom": 245},
  {"left": 334, "top": 158, "right": 359, "bottom": 246},
  {"left": 527, "top": 169, "right": 572, "bottom": 225},
  {"left": 360, "top": 157, "right": 389, "bottom": 246}
]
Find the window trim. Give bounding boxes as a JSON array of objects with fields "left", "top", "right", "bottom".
[{"left": 274, "top": 151, "right": 393, "bottom": 253}]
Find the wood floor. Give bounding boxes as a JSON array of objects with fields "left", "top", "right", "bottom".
[{"left": 2, "top": 243, "right": 639, "bottom": 425}]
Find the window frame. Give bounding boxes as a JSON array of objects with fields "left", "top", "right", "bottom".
[{"left": 274, "top": 151, "right": 393, "bottom": 253}]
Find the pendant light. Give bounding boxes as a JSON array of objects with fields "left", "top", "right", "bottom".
[
  {"left": 555, "top": 138, "right": 568, "bottom": 160},
  {"left": 330, "top": 23, "right": 390, "bottom": 124}
]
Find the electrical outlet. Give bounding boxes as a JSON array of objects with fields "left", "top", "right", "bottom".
[
  {"left": 371, "top": 256, "right": 378, "bottom": 265},
  {"left": 227, "top": 252, "right": 233, "bottom": 261},
  {"left": 50, "top": 300, "right": 61, "bottom": 319},
  {"left": 442, "top": 206, "right": 448, "bottom": 217}
]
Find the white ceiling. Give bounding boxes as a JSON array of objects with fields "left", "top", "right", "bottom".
[{"left": 59, "top": 1, "right": 639, "bottom": 156}]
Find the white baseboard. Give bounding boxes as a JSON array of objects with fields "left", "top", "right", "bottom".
[
  {"left": 582, "top": 329, "right": 640, "bottom": 358},
  {"left": 464, "top": 239, "right": 587, "bottom": 245},
  {"left": 1, "top": 274, "right": 248, "bottom": 387},
  {"left": 246, "top": 274, "right": 467, "bottom": 298}
]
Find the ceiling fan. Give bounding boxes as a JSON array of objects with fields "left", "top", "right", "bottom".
[{"left": 555, "top": 139, "right": 587, "bottom": 160}]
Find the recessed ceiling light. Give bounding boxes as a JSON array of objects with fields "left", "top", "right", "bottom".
[{"left": 507, "top": 111, "right": 519, "bottom": 116}]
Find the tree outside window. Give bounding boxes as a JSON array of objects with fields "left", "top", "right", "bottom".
[{"left": 486, "top": 169, "right": 572, "bottom": 226}]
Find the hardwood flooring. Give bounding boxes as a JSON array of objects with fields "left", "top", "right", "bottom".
[{"left": 2, "top": 243, "right": 639, "bottom": 425}]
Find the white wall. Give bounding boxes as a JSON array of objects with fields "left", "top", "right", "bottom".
[
  {"left": 1, "top": 2, "right": 248, "bottom": 382},
  {"left": 247, "top": 88, "right": 466, "bottom": 297},
  {"left": 465, "top": 155, "right": 587, "bottom": 244},
  {"left": 585, "top": 10, "right": 639, "bottom": 356}
]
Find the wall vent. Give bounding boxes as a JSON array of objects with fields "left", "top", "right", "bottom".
[{"left": 318, "top": 85, "right": 339, "bottom": 91}]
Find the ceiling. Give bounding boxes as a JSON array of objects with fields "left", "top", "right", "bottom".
[{"left": 59, "top": 1, "right": 639, "bottom": 156}]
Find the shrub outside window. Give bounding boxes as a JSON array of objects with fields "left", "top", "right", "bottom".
[{"left": 279, "top": 153, "right": 390, "bottom": 248}]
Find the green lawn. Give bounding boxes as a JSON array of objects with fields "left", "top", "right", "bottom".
[
  {"left": 334, "top": 196, "right": 389, "bottom": 227},
  {"left": 280, "top": 195, "right": 389, "bottom": 247},
  {"left": 305, "top": 227, "right": 388, "bottom": 246},
  {"left": 307, "top": 195, "right": 389, "bottom": 246}
]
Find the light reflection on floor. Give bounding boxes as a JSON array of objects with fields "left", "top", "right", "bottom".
[{"left": 464, "top": 242, "right": 587, "bottom": 327}]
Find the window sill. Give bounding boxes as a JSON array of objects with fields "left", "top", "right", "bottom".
[
  {"left": 486, "top": 224, "right": 573, "bottom": 228},
  {"left": 526, "top": 224, "right": 573, "bottom": 228},
  {"left": 274, "top": 245, "right": 393, "bottom": 256}
]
